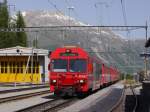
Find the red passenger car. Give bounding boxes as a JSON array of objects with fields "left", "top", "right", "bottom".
[{"left": 49, "top": 46, "right": 119, "bottom": 97}]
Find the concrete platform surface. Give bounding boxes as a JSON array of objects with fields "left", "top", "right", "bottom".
[{"left": 59, "top": 82, "right": 124, "bottom": 112}]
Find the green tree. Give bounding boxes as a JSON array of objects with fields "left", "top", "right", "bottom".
[
  {"left": 0, "top": 0, "right": 17, "bottom": 48},
  {"left": 0, "top": 0, "right": 9, "bottom": 27},
  {"left": 126, "top": 74, "right": 133, "bottom": 80},
  {"left": 0, "top": 0, "right": 9, "bottom": 48},
  {"left": 16, "top": 11, "right": 27, "bottom": 47},
  {"left": 0, "top": 1, "right": 27, "bottom": 48}
]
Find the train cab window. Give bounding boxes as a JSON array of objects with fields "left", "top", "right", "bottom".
[
  {"left": 51, "top": 59, "right": 67, "bottom": 72},
  {"left": 70, "top": 59, "right": 87, "bottom": 72}
]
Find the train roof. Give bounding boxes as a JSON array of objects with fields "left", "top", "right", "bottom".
[{"left": 50, "top": 46, "right": 89, "bottom": 58}]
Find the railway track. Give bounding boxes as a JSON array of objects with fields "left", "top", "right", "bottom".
[
  {"left": 16, "top": 98, "right": 78, "bottom": 112},
  {"left": 0, "top": 90, "right": 50, "bottom": 104},
  {"left": 0, "top": 85, "right": 49, "bottom": 94}
]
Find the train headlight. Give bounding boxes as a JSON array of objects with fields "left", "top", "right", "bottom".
[
  {"left": 52, "top": 80, "right": 57, "bottom": 83},
  {"left": 79, "top": 79, "right": 84, "bottom": 83}
]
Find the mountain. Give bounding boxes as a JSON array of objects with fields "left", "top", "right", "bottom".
[{"left": 22, "top": 10, "right": 145, "bottom": 73}]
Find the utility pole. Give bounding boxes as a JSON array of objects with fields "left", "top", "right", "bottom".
[
  {"left": 94, "top": 2, "right": 109, "bottom": 25},
  {"left": 67, "top": 6, "right": 74, "bottom": 26},
  {"left": 145, "top": 21, "right": 148, "bottom": 80}
]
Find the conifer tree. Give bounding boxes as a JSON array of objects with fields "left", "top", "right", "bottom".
[
  {"left": 0, "top": 0, "right": 9, "bottom": 48},
  {"left": 16, "top": 11, "right": 27, "bottom": 47},
  {"left": 0, "top": 0, "right": 9, "bottom": 27},
  {"left": 0, "top": 0, "right": 27, "bottom": 48}
]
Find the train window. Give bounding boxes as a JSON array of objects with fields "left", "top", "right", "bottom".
[
  {"left": 60, "top": 53, "right": 78, "bottom": 56},
  {"left": 93, "top": 63, "right": 102, "bottom": 80},
  {"left": 51, "top": 59, "right": 67, "bottom": 72},
  {"left": 70, "top": 59, "right": 87, "bottom": 72},
  {"left": 93, "top": 63, "right": 96, "bottom": 73},
  {"left": 96, "top": 64, "right": 102, "bottom": 79}
]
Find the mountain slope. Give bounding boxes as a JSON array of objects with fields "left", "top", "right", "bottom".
[{"left": 22, "top": 10, "right": 145, "bottom": 73}]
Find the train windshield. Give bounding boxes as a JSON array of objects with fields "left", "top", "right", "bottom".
[
  {"left": 51, "top": 59, "right": 67, "bottom": 72},
  {"left": 70, "top": 59, "right": 87, "bottom": 72}
]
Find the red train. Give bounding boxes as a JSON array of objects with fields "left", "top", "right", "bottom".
[{"left": 48, "top": 46, "right": 120, "bottom": 97}]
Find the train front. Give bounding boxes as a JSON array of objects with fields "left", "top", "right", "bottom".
[{"left": 49, "top": 46, "right": 89, "bottom": 97}]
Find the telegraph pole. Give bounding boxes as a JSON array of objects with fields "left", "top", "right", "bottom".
[
  {"left": 145, "top": 21, "right": 148, "bottom": 80},
  {"left": 67, "top": 6, "right": 74, "bottom": 26}
]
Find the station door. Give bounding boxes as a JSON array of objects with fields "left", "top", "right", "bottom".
[{"left": 0, "top": 56, "right": 41, "bottom": 83}]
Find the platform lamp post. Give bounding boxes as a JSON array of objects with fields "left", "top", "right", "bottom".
[
  {"left": 140, "top": 25, "right": 150, "bottom": 108},
  {"left": 144, "top": 37, "right": 150, "bottom": 80}
]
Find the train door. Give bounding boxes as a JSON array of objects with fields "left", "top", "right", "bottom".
[
  {"left": 92, "top": 62, "right": 101, "bottom": 90},
  {"left": 101, "top": 64, "right": 105, "bottom": 86},
  {"left": 92, "top": 62, "right": 97, "bottom": 90}
]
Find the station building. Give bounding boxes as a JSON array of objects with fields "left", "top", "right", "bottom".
[{"left": 0, "top": 46, "right": 49, "bottom": 84}]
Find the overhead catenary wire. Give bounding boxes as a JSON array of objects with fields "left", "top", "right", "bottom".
[
  {"left": 120, "top": 0, "right": 132, "bottom": 67},
  {"left": 64, "top": 0, "right": 80, "bottom": 22},
  {"left": 47, "top": 0, "right": 64, "bottom": 15}
]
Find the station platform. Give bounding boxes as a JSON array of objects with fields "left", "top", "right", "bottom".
[{"left": 59, "top": 81, "right": 124, "bottom": 112}]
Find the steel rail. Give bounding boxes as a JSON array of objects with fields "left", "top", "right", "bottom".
[
  {"left": 130, "top": 84, "right": 138, "bottom": 112},
  {"left": 0, "top": 85, "right": 49, "bottom": 94},
  {"left": 44, "top": 98, "right": 77, "bottom": 112},
  {"left": 16, "top": 98, "right": 77, "bottom": 112},
  {"left": 0, "top": 90, "right": 50, "bottom": 104}
]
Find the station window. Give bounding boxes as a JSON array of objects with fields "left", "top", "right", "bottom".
[
  {"left": 5, "top": 62, "right": 7, "bottom": 73},
  {"left": 1, "top": 62, "right": 4, "bottom": 73},
  {"left": 28, "top": 62, "right": 31, "bottom": 73},
  {"left": 9, "top": 62, "right": 13, "bottom": 73},
  {"left": 36, "top": 62, "right": 39, "bottom": 73},
  {"left": 20, "top": 62, "right": 23, "bottom": 73},
  {"left": 13, "top": 62, "right": 16, "bottom": 73},
  {"left": 17, "top": 62, "right": 20, "bottom": 73},
  {"left": 0, "top": 62, "right": 1, "bottom": 73}
]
